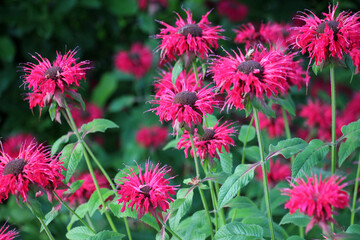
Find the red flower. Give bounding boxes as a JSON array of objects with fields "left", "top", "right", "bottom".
[
  {"left": 23, "top": 49, "right": 90, "bottom": 109},
  {"left": 138, "top": 0, "right": 167, "bottom": 14},
  {"left": 177, "top": 120, "right": 235, "bottom": 161},
  {"left": 282, "top": 174, "right": 349, "bottom": 233},
  {"left": 3, "top": 133, "right": 36, "bottom": 158},
  {"left": 255, "top": 159, "right": 290, "bottom": 187},
  {"left": 0, "top": 142, "right": 65, "bottom": 203},
  {"left": 350, "top": 48, "right": 360, "bottom": 73},
  {"left": 0, "top": 223, "right": 18, "bottom": 240},
  {"left": 117, "top": 162, "right": 176, "bottom": 223},
  {"left": 292, "top": 3, "right": 360, "bottom": 83},
  {"left": 155, "top": 9, "right": 224, "bottom": 62},
  {"left": 56, "top": 171, "right": 108, "bottom": 206},
  {"left": 210, "top": 47, "right": 290, "bottom": 110},
  {"left": 217, "top": 0, "right": 248, "bottom": 22},
  {"left": 136, "top": 126, "right": 168, "bottom": 149},
  {"left": 256, "top": 106, "right": 287, "bottom": 138},
  {"left": 154, "top": 68, "right": 202, "bottom": 99},
  {"left": 71, "top": 102, "right": 103, "bottom": 127},
  {"left": 114, "top": 43, "right": 153, "bottom": 79},
  {"left": 151, "top": 74, "right": 216, "bottom": 127}
]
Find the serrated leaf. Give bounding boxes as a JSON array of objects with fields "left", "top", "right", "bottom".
[
  {"left": 218, "top": 148, "right": 233, "bottom": 174},
  {"left": 87, "top": 230, "right": 125, "bottom": 240},
  {"left": 61, "top": 180, "right": 84, "bottom": 199},
  {"left": 140, "top": 214, "right": 160, "bottom": 231},
  {"left": 214, "top": 222, "right": 264, "bottom": 240},
  {"left": 267, "top": 138, "right": 307, "bottom": 160},
  {"left": 169, "top": 188, "right": 194, "bottom": 230},
  {"left": 217, "top": 164, "right": 256, "bottom": 209},
  {"left": 108, "top": 95, "right": 135, "bottom": 112},
  {"left": 109, "top": 202, "right": 137, "bottom": 219},
  {"left": 272, "top": 96, "right": 296, "bottom": 116},
  {"left": 238, "top": 125, "right": 256, "bottom": 143},
  {"left": 182, "top": 210, "right": 211, "bottom": 240},
  {"left": 80, "top": 118, "right": 119, "bottom": 136},
  {"left": 41, "top": 207, "right": 59, "bottom": 232},
  {"left": 252, "top": 98, "right": 275, "bottom": 118},
  {"left": 87, "top": 188, "right": 114, "bottom": 217},
  {"left": 340, "top": 118, "right": 360, "bottom": 138},
  {"left": 163, "top": 138, "right": 180, "bottom": 150},
  {"left": 292, "top": 139, "right": 329, "bottom": 179},
  {"left": 346, "top": 224, "right": 360, "bottom": 234},
  {"left": 66, "top": 226, "right": 95, "bottom": 240},
  {"left": 280, "top": 212, "right": 311, "bottom": 227},
  {"left": 242, "top": 217, "right": 287, "bottom": 240},
  {"left": 227, "top": 197, "right": 263, "bottom": 219},
  {"left": 51, "top": 132, "right": 73, "bottom": 156},
  {"left": 61, "top": 142, "right": 84, "bottom": 183},
  {"left": 172, "top": 59, "right": 184, "bottom": 85},
  {"left": 68, "top": 203, "right": 89, "bottom": 230},
  {"left": 338, "top": 138, "right": 360, "bottom": 166},
  {"left": 27, "top": 195, "right": 45, "bottom": 220}
]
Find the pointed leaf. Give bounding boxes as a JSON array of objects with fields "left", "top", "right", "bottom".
[
  {"left": 272, "top": 96, "right": 296, "bottom": 116},
  {"left": 242, "top": 146, "right": 260, "bottom": 162},
  {"left": 61, "top": 142, "right": 84, "bottom": 183},
  {"left": 204, "top": 114, "right": 218, "bottom": 128},
  {"left": 169, "top": 188, "right": 194, "bottom": 230},
  {"left": 338, "top": 138, "right": 360, "bottom": 166},
  {"left": 80, "top": 118, "right": 119, "bottom": 136},
  {"left": 108, "top": 95, "right": 135, "bottom": 112},
  {"left": 267, "top": 138, "right": 307, "bottom": 160},
  {"left": 66, "top": 226, "right": 95, "bottom": 240},
  {"left": 218, "top": 148, "right": 233, "bottom": 174},
  {"left": 163, "top": 138, "right": 180, "bottom": 150},
  {"left": 238, "top": 125, "right": 256, "bottom": 143},
  {"left": 51, "top": 132, "right": 74, "bottom": 156},
  {"left": 49, "top": 101, "right": 57, "bottom": 121},
  {"left": 280, "top": 212, "right": 311, "bottom": 227},
  {"left": 87, "top": 188, "right": 114, "bottom": 217},
  {"left": 67, "top": 203, "right": 89, "bottom": 230},
  {"left": 252, "top": 98, "right": 275, "bottom": 118},
  {"left": 214, "top": 222, "right": 264, "bottom": 240},
  {"left": 312, "top": 63, "right": 321, "bottom": 76},
  {"left": 242, "top": 217, "right": 288, "bottom": 240},
  {"left": 61, "top": 180, "right": 84, "bottom": 199},
  {"left": 109, "top": 202, "right": 137, "bottom": 219},
  {"left": 87, "top": 230, "right": 125, "bottom": 240},
  {"left": 172, "top": 59, "right": 184, "bottom": 85},
  {"left": 41, "top": 207, "right": 59, "bottom": 232},
  {"left": 227, "top": 197, "right": 263, "bottom": 219}
]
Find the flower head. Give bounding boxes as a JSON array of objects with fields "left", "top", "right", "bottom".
[
  {"left": 177, "top": 120, "right": 235, "bottom": 161},
  {"left": 0, "top": 142, "right": 65, "bottom": 203},
  {"left": 22, "top": 49, "right": 90, "bottom": 109},
  {"left": 0, "top": 223, "right": 18, "bottom": 240},
  {"left": 71, "top": 102, "right": 103, "bottom": 127},
  {"left": 155, "top": 9, "right": 224, "bottom": 62},
  {"left": 3, "top": 133, "right": 36, "bottom": 158},
  {"left": 210, "top": 47, "right": 290, "bottom": 110},
  {"left": 117, "top": 162, "right": 176, "bottom": 223},
  {"left": 217, "top": 0, "right": 248, "bottom": 22},
  {"left": 282, "top": 174, "right": 349, "bottom": 233},
  {"left": 114, "top": 43, "right": 153, "bottom": 79},
  {"left": 255, "top": 159, "right": 290, "bottom": 187},
  {"left": 136, "top": 126, "right": 168, "bottom": 149}
]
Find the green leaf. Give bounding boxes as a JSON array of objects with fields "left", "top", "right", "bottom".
[
  {"left": 87, "top": 188, "right": 114, "bottom": 217},
  {"left": 61, "top": 142, "right": 84, "bottom": 183},
  {"left": 251, "top": 98, "right": 275, "bottom": 118},
  {"left": 227, "top": 197, "right": 263, "bottom": 219},
  {"left": 238, "top": 125, "right": 256, "bottom": 143},
  {"left": 68, "top": 203, "right": 89, "bottom": 230},
  {"left": 67, "top": 91, "right": 85, "bottom": 110},
  {"left": 292, "top": 139, "right": 329, "bottom": 179},
  {"left": 280, "top": 212, "right": 311, "bottom": 227},
  {"left": 108, "top": 95, "right": 135, "bottom": 112},
  {"left": 344, "top": 54, "right": 355, "bottom": 83},
  {"left": 0, "top": 36, "right": 15, "bottom": 62},
  {"left": 242, "top": 217, "right": 287, "bottom": 240},
  {"left": 172, "top": 59, "right": 184, "bottom": 85},
  {"left": 87, "top": 230, "right": 125, "bottom": 240},
  {"left": 287, "top": 236, "right": 305, "bottom": 240},
  {"left": 218, "top": 148, "right": 233, "bottom": 174},
  {"left": 204, "top": 114, "right": 218, "bottom": 128},
  {"left": 51, "top": 132, "right": 73, "bottom": 156},
  {"left": 61, "top": 180, "right": 84, "bottom": 199},
  {"left": 214, "top": 222, "right": 264, "bottom": 240},
  {"left": 80, "top": 118, "right": 119, "bottom": 136},
  {"left": 340, "top": 119, "right": 360, "bottom": 138},
  {"left": 338, "top": 138, "right": 360, "bottom": 167},
  {"left": 346, "top": 224, "right": 360, "bottom": 234},
  {"left": 243, "top": 146, "right": 260, "bottom": 162},
  {"left": 41, "top": 208, "right": 59, "bottom": 232},
  {"left": 109, "top": 202, "right": 137, "bottom": 219},
  {"left": 140, "top": 214, "right": 160, "bottom": 231},
  {"left": 312, "top": 63, "right": 321, "bottom": 76},
  {"left": 66, "top": 226, "right": 95, "bottom": 240},
  {"left": 181, "top": 210, "right": 211, "bottom": 240},
  {"left": 104, "top": 0, "right": 137, "bottom": 16},
  {"left": 169, "top": 188, "right": 194, "bottom": 230},
  {"left": 272, "top": 96, "right": 296, "bottom": 116},
  {"left": 267, "top": 138, "right": 307, "bottom": 160},
  {"left": 217, "top": 164, "right": 256, "bottom": 209},
  {"left": 27, "top": 196, "right": 45, "bottom": 220},
  {"left": 49, "top": 101, "right": 57, "bottom": 121},
  {"left": 92, "top": 72, "right": 118, "bottom": 107},
  {"left": 163, "top": 138, "right": 180, "bottom": 150}
]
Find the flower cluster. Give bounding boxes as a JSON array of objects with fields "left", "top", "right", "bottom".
[
  {"left": 216, "top": 0, "right": 248, "bottom": 23},
  {"left": 255, "top": 159, "right": 290, "bottom": 187},
  {"left": 3, "top": 133, "right": 36, "bottom": 158},
  {"left": 71, "top": 102, "right": 103, "bottom": 127},
  {"left": 0, "top": 223, "right": 18, "bottom": 240},
  {"left": 136, "top": 125, "right": 168, "bottom": 149}
]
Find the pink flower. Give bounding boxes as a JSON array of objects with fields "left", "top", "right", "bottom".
[
  {"left": 282, "top": 174, "right": 349, "bottom": 233},
  {"left": 22, "top": 49, "right": 90, "bottom": 109},
  {"left": 0, "top": 142, "right": 65, "bottom": 203},
  {"left": 138, "top": 0, "right": 167, "bottom": 11},
  {"left": 117, "top": 162, "right": 176, "bottom": 223},
  {"left": 210, "top": 47, "right": 291, "bottom": 110},
  {"left": 177, "top": 120, "right": 235, "bottom": 161},
  {"left": 114, "top": 43, "right": 153, "bottom": 79},
  {"left": 71, "top": 102, "right": 103, "bottom": 127},
  {"left": 136, "top": 126, "right": 168, "bottom": 149},
  {"left": 217, "top": 0, "right": 248, "bottom": 22},
  {"left": 255, "top": 159, "right": 290, "bottom": 187},
  {"left": 0, "top": 223, "right": 18, "bottom": 240},
  {"left": 151, "top": 74, "right": 216, "bottom": 127},
  {"left": 256, "top": 106, "right": 287, "bottom": 138},
  {"left": 155, "top": 9, "right": 224, "bottom": 62},
  {"left": 56, "top": 171, "right": 108, "bottom": 206},
  {"left": 3, "top": 133, "right": 36, "bottom": 158},
  {"left": 292, "top": 3, "right": 360, "bottom": 84}
]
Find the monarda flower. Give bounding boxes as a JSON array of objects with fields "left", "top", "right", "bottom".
[
  {"left": 210, "top": 47, "right": 290, "bottom": 110},
  {"left": 255, "top": 159, "right": 290, "bottom": 187},
  {"left": 282, "top": 174, "right": 349, "bottom": 233},
  {"left": 216, "top": 0, "right": 248, "bottom": 23},
  {"left": 155, "top": 9, "right": 224, "bottom": 62},
  {"left": 117, "top": 162, "right": 176, "bottom": 223},
  {"left": 136, "top": 126, "right": 168, "bottom": 149},
  {"left": 0, "top": 142, "right": 65, "bottom": 203},
  {"left": 0, "top": 223, "right": 18, "bottom": 240},
  {"left": 22, "top": 49, "right": 90, "bottom": 109},
  {"left": 71, "top": 102, "right": 103, "bottom": 127},
  {"left": 56, "top": 171, "right": 108, "bottom": 206},
  {"left": 151, "top": 75, "right": 216, "bottom": 128},
  {"left": 3, "top": 133, "right": 36, "bottom": 158},
  {"left": 177, "top": 120, "right": 235, "bottom": 161},
  {"left": 292, "top": 3, "right": 360, "bottom": 82},
  {"left": 114, "top": 43, "right": 153, "bottom": 79}
]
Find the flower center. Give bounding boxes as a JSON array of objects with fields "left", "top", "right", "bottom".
[
  {"left": 173, "top": 91, "right": 198, "bottom": 106},
  {"left": 201, "top": 129, "right": 216, "bottom": 141},
  {"left": 3, "top": 158, "right": 27, "bottom": 176},
  {"left": 140, "top": 185, "right": 152, "bottom": 197},
  {"left": 178, "top": 24, "right": 203, "bottom": 37},
  {"left": 237, "top": 60, "right": 263, "bottom": 77},
  {"left": 44, "top": 66, "right": 62, "bottom": 80},
  {"left": 316, "top": 20, "right": 339, "bottom": 34}
]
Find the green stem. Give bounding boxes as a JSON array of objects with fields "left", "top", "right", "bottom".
[
  {"left": 351, "top": 156, "right": 360, "bottom": 225},
  {"left": 85, "top": 213, "right": 96, "bottom": 232},
  {"left": 253, "top": 107, "right": 275, "bottom": 240},
  {"left": 282, "top": 108, "right": 295, "bottom": 168},
  {"left": 330, "top": 63, "right": 336, "bottom": 175},
  {"left": 53, "top": 191, "right": 96, "bottom": 234},
  {"left": 188, "top": 133, "right": 214, "bottom": 239},
  {"left": 192, "top": 61, "right": 200, "bottom": 87},
  {"left": 299, "top": 226, "right": 304, "bottom": 238},
  {"left": 160, "top": 219, "right": 183, "bottom": 240},
  {"left": 231, "top": 115, "right": 254, "bottom": 223},
  {"left": 26, "top": 202, "right": 55, "bottom": 240},
  {"left": 203, "top": 165, "right": 219, "bottom": 230}
]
